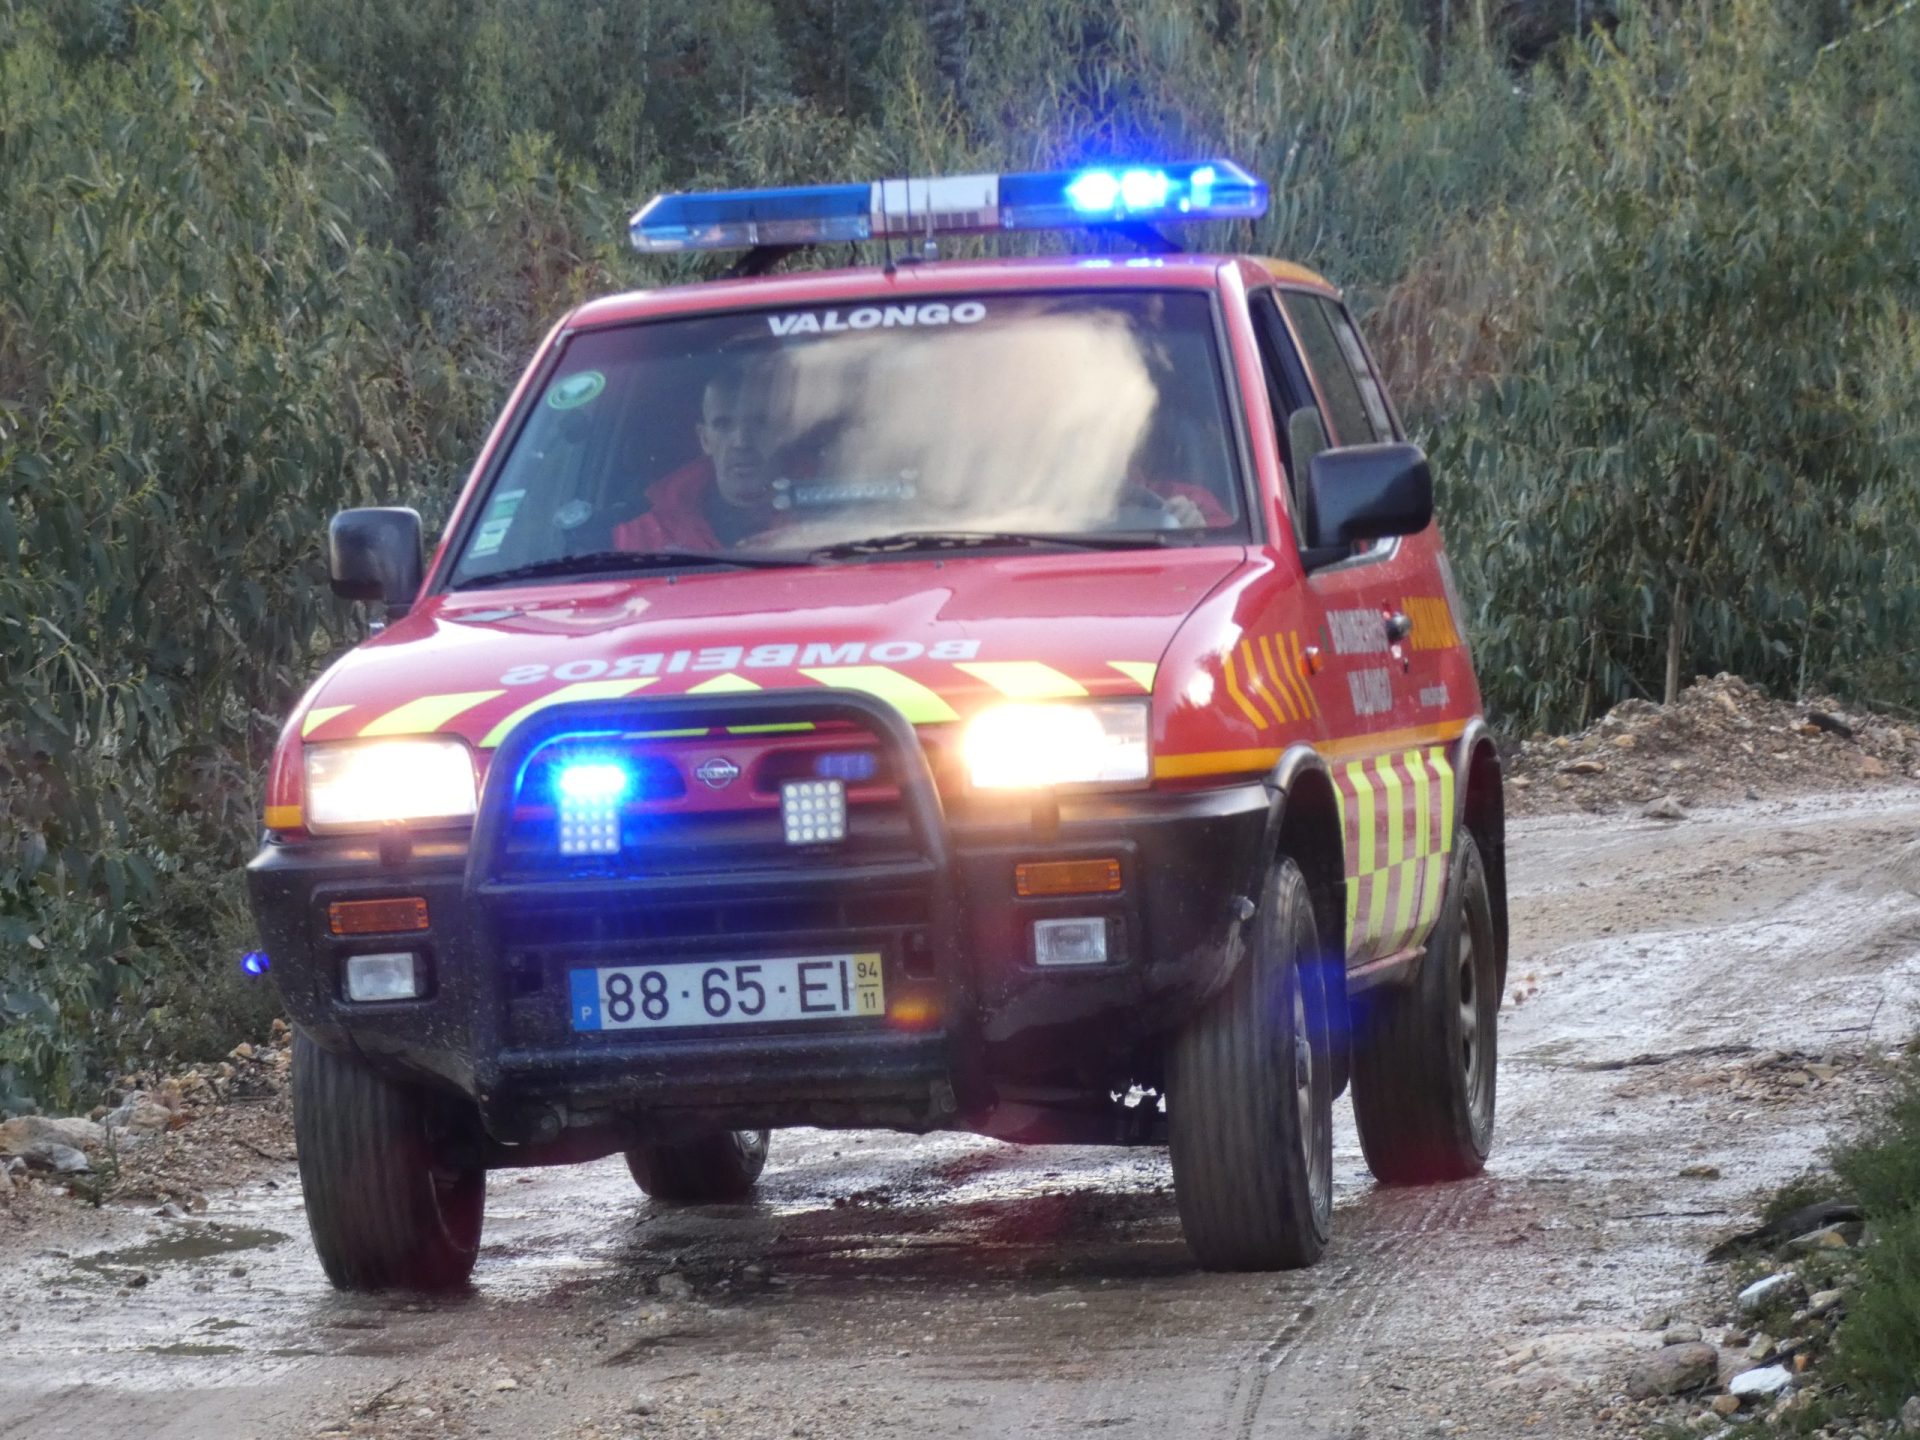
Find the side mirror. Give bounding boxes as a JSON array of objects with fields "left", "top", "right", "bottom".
[
  {"left": 1302, "top": 443, "right": 1433, "bottom": 552},
  {"left": 329, "top": 507, "right": 423, "bottom": 617}
]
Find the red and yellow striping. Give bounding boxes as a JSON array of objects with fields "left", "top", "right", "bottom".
[{"left": 1331, "top": 742, "right": 1456, "bottom": 961}]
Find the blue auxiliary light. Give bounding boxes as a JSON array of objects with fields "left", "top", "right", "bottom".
[
  {"left": 630, "top": 159, "right": 1265, "bottom": 254},
  {"left": 555, "top": 759, "right": 631, "bottom": 857},
  {"left": 815, "top": 750, "right": 879, "bottom": 784},
  {"left": 241, "top": 951, "right": 270, "bottom": 977}
]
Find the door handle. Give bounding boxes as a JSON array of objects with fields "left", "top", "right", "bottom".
[{"left": 1384, "top": 610, "right": 1412, "bottom": 643}]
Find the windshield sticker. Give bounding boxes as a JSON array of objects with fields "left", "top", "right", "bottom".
[
  {"left": 547, "top": 370, "right": 606, "bottom": 409},
  {"left": 766, "top": 302, "right": 986, "bottom": 338},
  {"left": 467, "top": 488, "right": 526, "bottom": 558},
  {"left": 499, "top": 637, "right": 983, "bottom": 686}
]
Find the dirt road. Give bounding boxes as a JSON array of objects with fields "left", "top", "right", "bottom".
[{"left": 5, "top": 791, "right": 1919, "bottom": 1440}]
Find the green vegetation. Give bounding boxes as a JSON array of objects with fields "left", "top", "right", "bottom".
[
  {"left": 1829, "top": 1062, "right": 1920, "bottom": 1413},
  {"left": 3, "top": 0, "right": 1918, "bottom": 1108}
]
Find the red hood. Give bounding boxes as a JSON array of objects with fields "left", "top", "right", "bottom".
[{"left": 295, "top": 548, "right": 1248, "bottom": 749}]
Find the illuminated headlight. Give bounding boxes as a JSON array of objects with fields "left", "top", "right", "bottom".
[
  {"left": 962, "top": 701, "right": 1150, "bottom": 791},
  {"left": 303, "top": 738, "right": 477, "bottom": 833}
]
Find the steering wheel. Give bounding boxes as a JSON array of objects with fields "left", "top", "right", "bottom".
[{"left": 1115, "top": 487, "right": 1183, "bottom": 532}]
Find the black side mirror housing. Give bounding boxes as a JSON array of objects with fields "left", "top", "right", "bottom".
[
  {"left": 1302, "top": 443, "right": 1434, "bottom": 553},
  {"left": 329, "top": 507, "right": 423, "bottom": 616}
]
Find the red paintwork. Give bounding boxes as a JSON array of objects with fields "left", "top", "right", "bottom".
[{"left": 267, "top": 250, "right": 1485, "bottom": 913}]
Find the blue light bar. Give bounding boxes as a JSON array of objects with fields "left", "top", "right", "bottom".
[{"left": 630, "top": 160, "right": 1265, "bottom": 254}]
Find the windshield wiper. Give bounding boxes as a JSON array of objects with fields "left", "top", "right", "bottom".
[
  {"left": 808, "top": 529, "right": 1170, "bottom": 560},
  {"left": 456, "top": 548, "right": 811, "bottom": 589}
]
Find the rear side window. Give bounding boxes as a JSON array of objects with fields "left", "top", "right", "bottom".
[{"left": 1278, "top": 293, "right": 1386, "bottom": 446}]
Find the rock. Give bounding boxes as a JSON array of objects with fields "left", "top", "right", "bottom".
[
  {"left": 1710, "top": 1394, "right": 1742, "bottom": 1418},
  {"left": 1663, "top": 1322, "right": 1704, "bottom": 1345},
  {"left": 1613, "top": 733, "right": 1638, "bottom": 748},
  {"left": 1807, "top": 1289, "right": 1844, "bottom": 1316},
  {"left": 1562, "top": 758, "right": 1608, "bottom": 775},
  {"left": 1643, "top": 795, "right": 1689, "bottom": 821},
  {"left": 1736, "top": 1273, "right": 1800, "bottom": 1315},
  {"left": 1729, "top": 1365, "right": 1792, "bottom": 1401},
  {"left": 1899, "top": 1395, "right": 1920, "bottom": 1433},
  {"left": 1788, "top": 1224, "right": 1855, "bottom": 1252},
  {"left": 656, "top": 1273, "right": 693, "bottom": 1300},
  {"left": 16, "top": 1141, "right": 91, "bottom": 1174},
  {"left": 1679, "top": 1164, "right": 1721, "bottom": 1179},
  {"left": 1805, "top": 709, "right": 1854, "bottom": 738},
  {"left": 230, "top": 1042, "right": 256, "bottom": 1061},
  {"left": 1626, "top": 1342, "right": 1720, "bottom": 1398},
  {"left": 104, "top": 1093, "right": 177, "bottom": 1138},
  {"left": 0, "top": 1115, "right": 105, "bottom": 1154},
  {"left": 0, "top": 1162, "right": 12, "bottom": 1196},
  {"left": 1861, "top": 756, "right": 1890, "bottom": 778},
  {"left": 491, "top": 1378, "right": 519, "bottom": 1392},
  {"left": 1745, "top": 1333, "right": 1774, "bottom": 1361}
]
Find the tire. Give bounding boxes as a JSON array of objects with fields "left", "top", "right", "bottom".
[
  {"left": 625, "top": 1130, "right": 770, "bottom": 1203},
  {"left": 291, "top": 1030, "right": 485, "bottom": 1292},
  {"left": 1350, "top": 827, "right": 1499, "bottom": 1185},
  {"left": 1167, "top": 854, "right": 1333, "bottom": 1271}
]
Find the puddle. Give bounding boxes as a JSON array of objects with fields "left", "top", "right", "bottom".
[{"left": 71, "top": 1223, "right": 288, "bottom": 1278}]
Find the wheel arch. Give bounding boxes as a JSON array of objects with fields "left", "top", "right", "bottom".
[{"left": 1451, "top": 720, "right": 1509, "bottom": 992}]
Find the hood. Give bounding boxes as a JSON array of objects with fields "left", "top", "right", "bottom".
[{"left": 295, "top": 548, "right": 1249, "bottom": 750}]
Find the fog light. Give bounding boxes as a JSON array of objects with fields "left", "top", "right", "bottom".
[
  {"left": 345, "top": 951, "right": 424, "bottom": 1002},
  {"left": 1033, "top": 917, "right": 1108, "bottom": 967},
  {"left": 781, "top": 779, "right": 846, "bottom": 844}
]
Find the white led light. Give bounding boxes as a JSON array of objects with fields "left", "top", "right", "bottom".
[{"left": 781, "top": 779, "right": 846, "bottom": 844}]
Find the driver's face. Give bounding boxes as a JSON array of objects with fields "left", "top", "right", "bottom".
[{"left": 698, "top": 365, "right": 787, "bottom": 506}]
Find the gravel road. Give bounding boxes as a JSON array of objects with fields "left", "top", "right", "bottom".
[{"left": 5, "top": 791, "right": 1919, "bottom": 1440}]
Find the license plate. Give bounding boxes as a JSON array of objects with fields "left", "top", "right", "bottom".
[{"left": 569, "top": 954, "right": 885, "bottom": 1032}]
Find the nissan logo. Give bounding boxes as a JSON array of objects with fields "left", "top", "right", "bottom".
[{"left": 695, "top": 757, "right": 741, "bottom": 789}]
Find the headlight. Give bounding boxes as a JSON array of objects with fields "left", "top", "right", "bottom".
[
  {"left": 303, "top": 738, "right": 478, "bottom": 832},
  {"left": 961, "top": 701, "right": 1150, "bottom": 790}
]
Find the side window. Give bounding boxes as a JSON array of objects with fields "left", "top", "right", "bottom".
[
  {"left": 1246, "top": 290, "right": 1322, "bottom": 512},
  {"left": 1277, "top": 292, "right": 1380, "bottom": 447},
  {"left": 1320, "top": 299, "right": 1395, "bottom": 440}
]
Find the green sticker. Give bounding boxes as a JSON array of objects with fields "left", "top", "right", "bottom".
[{"left": 547, "top": 370, "right": 606, "bottom": 410}]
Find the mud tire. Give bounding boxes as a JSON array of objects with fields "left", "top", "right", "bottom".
[
  {"left": 1351, "top": 828, "right": 1499, "bottom": 1185},
  {"left": 292, "top": 1030, "right": 485, "bottom": 1292},
  {"left": 1167, "top": 854, "right": 1333, "bottom": 1271},
  {"left": 625, "top": 1130, "right": 770, "bottom": 1203}
]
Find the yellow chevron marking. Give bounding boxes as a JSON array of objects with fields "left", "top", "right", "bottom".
[
  {"left": 479, "top": 679, "right": 658, "bottom": 749},
  {"left": 687, "top": 673, "right": 761, "bottom": 695},
  {"left": 360, "top": 689, "right": 504, "bottom": 738},
  {"left": 801, "top": 666, "right": 958, "bottom": 724},
  {"left": 1320, "top": 721, "right": 1464, "bottom": 762},
  {"left": 1154, "top": 746, "right": 1282, "bottom": 779},
  {"left": 1257, "top": 635, "right": 1300, "bottom": 722},
  {"left": 727, "top": 723, "right": 816, "bottom": 734},
  {"left": 265, "top": 804, "right": 302, "bottom": 830},
  {"left": 1241, "top": 641, "right": 1290, "bottom": 726},
  {"left": 1286, "top": 631, "right": 1321, "bottom": 718},
  {"left": 955, "top": 661, "right": 1088, "bottom": 700},
  {"left": 301, "top": 705, "right": 353, "bottom": 738},
  {"left": 633, "top": 728, "right": 709, "bottom": 739},
  {"left": 1375, "top": 754, "right": 1406, "bottom": 867},
  {"left": 1107, "top": 661, "right": 1157, "bottom": 692},
  {"left": 1347, "top": 760, "right": 1376, "bottom": 877},
  {"left": 1220, "top": 649, "right": 1268, "bottom": 730},
  {"left": 1407, "top": 747, "right": 1432, "bottom": 863},
  {"left": 1432, "top": 748, "right": 1457, "bottom": 852}
]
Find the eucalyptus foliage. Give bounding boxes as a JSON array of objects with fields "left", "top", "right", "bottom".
[{"left": 2, "top": 0, "right": 1917, "bottom": 1108}]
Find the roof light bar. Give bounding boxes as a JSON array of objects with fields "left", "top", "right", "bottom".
[{"left": 629, "top": 160, "right": 1266, "bottom": 255}]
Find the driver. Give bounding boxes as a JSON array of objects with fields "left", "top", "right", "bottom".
[{"left": 614, "top": 353, "right": 792, "bottom": 551}]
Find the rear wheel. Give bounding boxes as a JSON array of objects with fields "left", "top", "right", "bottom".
[
  {"left": 292, "top": 1030, "right": 485, "bottom": 1292},
  {"left": 625, "top": 1130, "right": 770, "bottom": 1203},
  {"left": 1350, "top": 828, "right": 1499, "bottom": 1184},
  {"left": 1167, "top": 854, "right": 1333, "bottom": 1271}
]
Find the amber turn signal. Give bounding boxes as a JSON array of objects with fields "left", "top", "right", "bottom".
[
  {"left": 328, "top": 897, "right": 430, "bottom": 936},
  {"left": 1015, "top": 858, "right": 1122, "bottom": 897}
]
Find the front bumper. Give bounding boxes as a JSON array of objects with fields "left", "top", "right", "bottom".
[{"left": 247, "top": 692, "right": 1265, "bottom": 1148}]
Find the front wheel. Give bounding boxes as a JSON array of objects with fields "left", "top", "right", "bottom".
[
  {"left": 292, "top": 1031, "right": 485, "bottom": 1292},
  {"left": 1167, "top": 854, "right": 1333, "bottom": 1271},
  {"left": 625, "top": 1130, "right": 770, "bottom": 1203},
  {"left": 1350, "top": 828, "right": 1499, "bottom": 1184}
]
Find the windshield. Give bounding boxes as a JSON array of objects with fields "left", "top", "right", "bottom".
[{"left": 448, "top": 290, "right": 1246, "bottom": 585}]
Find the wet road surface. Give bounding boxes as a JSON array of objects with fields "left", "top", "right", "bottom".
[{"left": 4, "top": 791, "right": 1919, "bottom": 1438}]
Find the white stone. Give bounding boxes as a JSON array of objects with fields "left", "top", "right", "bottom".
[{"left": 1729, "top": 1365, "right": 1792, "bottom": 1400}]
